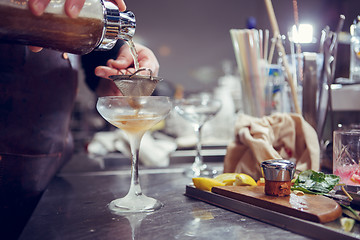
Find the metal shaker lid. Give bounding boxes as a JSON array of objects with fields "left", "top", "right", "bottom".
[
  {"left": 261, "top": 159, "right": 296, "bottom": 181},
  {"left": 118, "top": 11, "right": 136, "bottom": 40},
  {"left": 97, "top": 1, "right": 136, "bottom": 51}
]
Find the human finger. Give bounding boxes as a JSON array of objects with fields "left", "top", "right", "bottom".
[
  {"left": 95, "top": 66, "right": 124, "bottom": 79},
  {"left": 110, "top": 44, "right": 135, "bottom": 69},
  {"left": 107, "top": 43, "right": 159, "bottom": 76},
  {"left": 64, "top": 0, "right": 86, "bottom": 18},
  {"left": 109, "top": 0, "right": 127, "bottom": 11},
  {"left": 136, "top": 43, "right": 160, "bottom": 76},
  {"left": 28, "top": 0, "right": 50, "bottom": 16},
  {"left": 28, "top": 46, "right": 43, "bottom": 52}
]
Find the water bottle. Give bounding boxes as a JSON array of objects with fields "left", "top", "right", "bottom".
[
  {"left": 350, "top": 16, "right": 360, "bottom": 83},
  {"left": 265, "top": 64, "right": 285, "bottom": 115},
  {"left": 0, "top": 0, "right": 135, "bottom": 55}
]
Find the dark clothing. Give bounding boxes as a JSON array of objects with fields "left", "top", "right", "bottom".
[
  {"left": 0, "top": 40, "right": 123, "bottom": 239},
  {"left": 0, "top": 45, "right": 77, "bottom": 239},
  {"left": 82, "top": 40, "right": 125, "bottom": 92}
]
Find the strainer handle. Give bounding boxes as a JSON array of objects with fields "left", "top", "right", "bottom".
[{"left": 130, "top": 68, "right": 154, "bottom": 80}]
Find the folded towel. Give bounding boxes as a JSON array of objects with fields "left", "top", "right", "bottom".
[{"left": 224, "top": 113, "right": 320, "bottom": 179}]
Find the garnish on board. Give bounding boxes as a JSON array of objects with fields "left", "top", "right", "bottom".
[
  {"left": 341, "top": 203, "right": 360, "bottom": 222},
  {"left": 291, "top": 169, "right": 340, "bottom": 195},
  {"left": 340, "top": 217, "right": 355, "bottom": 232},
  {"left": 291, "top": 170, "right": 360, "bottom": 223},
  {"left": 192, "top": 173, "right": 258, "bottom": 191}
]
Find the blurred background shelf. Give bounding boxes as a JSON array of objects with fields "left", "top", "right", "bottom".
[{"left": 332, "top": 82, "right": 360, "bottom": 111}]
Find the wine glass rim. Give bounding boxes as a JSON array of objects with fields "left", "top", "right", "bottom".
[{"left": 334, "top": 129, "right": 360, "bottom": 135}]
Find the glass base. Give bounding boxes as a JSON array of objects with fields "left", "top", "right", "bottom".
[
  {"left": 109, "top": 194, "right": 163, "bottom": 214},
  {"left": 184, "top": 163, "right": 218, "bottom": 178}
]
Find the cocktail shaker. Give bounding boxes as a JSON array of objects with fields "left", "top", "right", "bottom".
[{"left": 0, "top": 0, "right": 136, "bottom": 55}]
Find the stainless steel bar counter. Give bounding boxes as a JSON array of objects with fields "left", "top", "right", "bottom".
[{"left": 19, "top": 151, "right": 312, "bottom": 240}]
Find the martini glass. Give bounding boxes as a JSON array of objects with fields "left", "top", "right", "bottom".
[
  {"left": 174, "top": 96, "right": 222, "bottom": 177},
  {"left": 96, "top": 96, "right": 171, "bottom": 213}
]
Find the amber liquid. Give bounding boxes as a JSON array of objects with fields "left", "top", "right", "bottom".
[
  {"left": 0, "top": 5, "right": 104, "bottom": 55},
  {"left": 108, "top": 114, "right": 161, "bottom": 134}
]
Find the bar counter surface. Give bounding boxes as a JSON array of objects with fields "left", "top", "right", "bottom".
[{"left": 19, "top": 152, "right": 314, "bottom": 240}]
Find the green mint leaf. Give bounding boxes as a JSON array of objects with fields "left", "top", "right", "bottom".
[{"left": 291, "top": 170, "right": 340, "bottom": 194}]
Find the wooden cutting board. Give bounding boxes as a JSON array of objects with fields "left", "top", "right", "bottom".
[{"left": 211, "top": 185, "right": 342, "bottom": 223}]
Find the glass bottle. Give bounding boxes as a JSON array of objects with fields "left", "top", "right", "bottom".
[{"left": 0, "top": 0, "right": 135, "bottom": 55}]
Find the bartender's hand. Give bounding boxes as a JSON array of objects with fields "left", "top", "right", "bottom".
[
  {"left": 94, "top": 43, "right": 160, "bottom": 97},
  {"left": 28, "top": 0, "right": 127, "bottom": 52},
  {"left": 28, "top": 0, "right": 126, "bottom": 17},
  {"left": 95, "top": 43, "right": 160, "bottom": 78}
]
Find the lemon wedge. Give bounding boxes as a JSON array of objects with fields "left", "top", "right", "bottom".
[
  {"left": 235, "top": 174, "right": 257, "bottom": 186},
  {"left": 340, "top": 217, "right": 355, "bottom": 232},
  {"left": 257, "top": 177, "right": 265, "bottom": 186},
  {"left": 214, "top": 173, "right": 257, "bottom": 186},
  {"left": 192, "top": 177, "right": 225, "bottom": 191},
  {"left": 192, "top": 173, "right": 257, "bottom": 191},
  {"left": 214, "top": 173, "right": 240, "bottom": 186}
]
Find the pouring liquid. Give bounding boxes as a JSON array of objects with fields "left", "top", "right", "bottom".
[
  {"left": 126, "top": 39, "right": 140, "bottom": 71},
  {"left": 123, "top": 39, "right": 147, "bottom": 111}
]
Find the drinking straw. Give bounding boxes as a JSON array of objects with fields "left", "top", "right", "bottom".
[
  {"left": 251, "top": 29, "right": 267, "bottom": 116},
  {"left": 264, "top": 29, "right": 269, "bottom": 62},
  {"left": 264, "top": 0, "right": 301, "bottom": 114},
  {"left": 289, "top": 33, "right": 298, "bottom": 84},
  {"left": 259, "top": 29, "right": 263, "bottom": 60},
  {"left": 230, "top": 29, "right": 253, "bottom": 115},
  {"left": 244, "top": 29, "right": 268, "bottom": 116},
  {"left": 247, "top": 30, "right": 263, "bottom": 117},
  {"left": 230, "top": 29, "right": 264, "bottom": 116},
  {"left": 268, "top": 36, "right": 276, "bottom": 64},
  {"left": 292, "top": 0, "right": 303, "bottom": 83},
  {"left": 239, "top": 30, "right": 257, "bottom": 116}
]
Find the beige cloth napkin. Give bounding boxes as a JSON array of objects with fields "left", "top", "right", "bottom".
[{"left": 224, "top": 113, "right": 320, "bottom": 180}]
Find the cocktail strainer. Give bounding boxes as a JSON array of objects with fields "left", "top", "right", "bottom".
[{"left": 109, "top": 68, "right": 162, "bottom": 96}]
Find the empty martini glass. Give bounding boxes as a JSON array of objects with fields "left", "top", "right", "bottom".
[
  {"left": 97, "top": 96, "right": 171, "bottom": 213},
  {"left": 175, "top": 95, "right": 222, "bottom": 177}
]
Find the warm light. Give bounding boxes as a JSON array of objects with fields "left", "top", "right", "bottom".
[{"left": 291, "top": 24, "right": 313, "bottom": 43}]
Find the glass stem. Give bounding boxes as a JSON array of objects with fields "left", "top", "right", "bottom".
[
  {"left": 194, "top": 124, "right": 204, "bottom": 167},
  {"left": 127, "top": 132, "right": 145, "bottom": 197}
]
